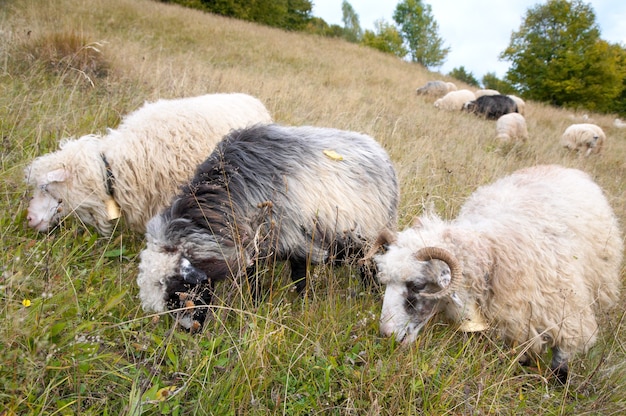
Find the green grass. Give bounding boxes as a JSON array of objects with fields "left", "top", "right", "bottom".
[{"left": 1, "top": 0, "right": 626, "bottom": 414}]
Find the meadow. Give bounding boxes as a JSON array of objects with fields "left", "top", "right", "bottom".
[{"left": 1, "top": 0, "right": 625, "bottom": 414}]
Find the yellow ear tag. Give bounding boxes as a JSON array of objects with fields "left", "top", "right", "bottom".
[
  {"left": 458, "top": 304, "right": 488, "bottom": 332},
  {"left": 323, "top": 149, "right": 344, "bottom": 161},
  {"left": 105, "top": 198, "right": 121, "bottom": 220}
]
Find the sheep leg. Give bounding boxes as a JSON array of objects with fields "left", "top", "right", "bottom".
[
  {"left": 550, "top": 347, "right": 569, "bottom": 384},
  {"left": 289, "top": 258, "right": 308, "bottom": 294}
]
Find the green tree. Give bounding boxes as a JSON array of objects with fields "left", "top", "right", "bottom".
[
  {"left": 481, "top": 72, "right": 517, "bottom": 95},
  {"left": 361, "top": 19, "right": 408, "bottom": 58},
  {"left": 393, "top": 0, "right": 449, "bottom": 68},
  {"left": 341, "top": 0, "right": 362, "bottom": 42},
  {"left": 500, "top": 0, "right": 624, "bottom": 112},
  {"left": 448, "top": 66, "right": 479, "bottom": 87},
  {"left": 167, "top": 0, "right": 313, "bottom": 31}
]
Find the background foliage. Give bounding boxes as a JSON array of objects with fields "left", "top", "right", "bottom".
[
  {"left": 1, "top": 0, "right": 626, "bottom": 414},
  {"left": 500, "top": 0, "right": 626, "bottom": 114}
]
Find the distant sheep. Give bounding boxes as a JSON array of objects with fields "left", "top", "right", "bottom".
[
  {"left": 507, "top": 95, "right": 526, "bottom": 115},
  {"left": 24, "top": 93, "right": 272, "bottom": 235},
  {"left": 137, "top": 124, "right": 399, "bottom": 331},
  {"left": 474, "top": 89, "right": 500, "bottom": 98},
  {"left": 463, "top": 95, "right": 518, "bottom": 119},
  {"left": 367, "top": 165, "right": 623, "bottom": 382},
  {"left": 495, "top": 113, "right": 528, "bottom": 143},
  {"left": 416, "top": 80, "right": 457, "bottom": 97},
  {"left": 560, "top": 123, "right": 605, "bottom": 156},
  {"left": 434, "top": 89, "right": 476, "bottom": 111},
  {"left": 614, "top": 118, "right": 626, "bottom": 128}
]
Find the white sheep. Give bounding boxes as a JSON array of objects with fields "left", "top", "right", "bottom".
[
  {"left": 366, "top": 165, "right": 623, "bottom": 382},
  {"left": 560, "top": 123, "right": 605, "bottom": 156},
  {"left": 24, "top": 93, "right": 273, "bottom": 235},
  {"left": 507, "top": 95, "right": 526, "bottom": 115},
  {"left": 614, "top": 118, "right": 626, "bottom": 128},
  {"left": 416, "top": 80, "right": 457, "bottom": 97},
  {"left": 495, "top": 113, "right": 528, "bottom": 143},
  {"left": 434, "top": 89, "right": 476, "bottom": 111},
  {"left": 474, "top": 89, "right": 500, "bottom": 98}
]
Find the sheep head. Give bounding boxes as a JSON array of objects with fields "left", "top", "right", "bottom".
[
  {"left": 136, "top": 214, "right": 242, "bottom": 331},
  {"left": 374, "top": 227, "right": 487, "bottom": 344}
]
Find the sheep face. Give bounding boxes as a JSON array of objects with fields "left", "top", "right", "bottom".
[
  {"left": 137, "top": 215, "right": 239, "bottom": 330},
  {"left": 24, "top": 168, "right": 68, "bottom": 232},
  {"left": 374, "top": 230, "right": 452, "bottom": 344}
]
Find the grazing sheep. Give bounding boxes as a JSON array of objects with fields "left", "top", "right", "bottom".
[
  {"left": 495, "top": 113, "right": 528, "bottom": 143},
  {"left": 463, "top": 95, "right": 518, "bottom": 119},
  {"left": 474, "top": 89, "right": 500, "bottom": 98},
  {"left": 507, "top": 95, "right": 526, "bottom": 115},
  {"left": 416, "top": 80, "right": 457, "bottom": 97},
  {"left": 434, "top": 89, "right": 476, "bottom": 111},
  {"left": 24, "top": 93, "right": 272, "bottom": 235},
  {"left": 614, "top": 118, "right": 626, "bottom": 128},
  {"left": 367, "top": 165, "right": 622, "bottom": 382},
  {"left": 137, "top": 124, "right": 399, "bottom": 331},
  {"left": 560, "top": 123, "right": 605, "bottom": 156}
]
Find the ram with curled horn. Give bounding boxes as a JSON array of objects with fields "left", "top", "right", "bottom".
[{"left": 372, "top": 165, "right": 623, "bottom": 383}]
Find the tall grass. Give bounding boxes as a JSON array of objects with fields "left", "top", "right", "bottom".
[{"left": 1, "top": 0, "right": 625, "bottom": 414}]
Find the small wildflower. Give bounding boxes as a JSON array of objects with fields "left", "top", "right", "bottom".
[
  {"left": 22, "top": 299, "right": 32, "bottom": 307},
  {"left": 155, "top": 386, "right": 177, "bottom": 401}
]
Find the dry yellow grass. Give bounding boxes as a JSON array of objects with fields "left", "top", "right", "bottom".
[{"left": 1, "top": 0, "right": 625, "bottom": 414}]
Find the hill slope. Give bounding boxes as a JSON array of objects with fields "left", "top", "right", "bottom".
[{"left": 1, "top": 0, "right": 625, "bottom": 414}]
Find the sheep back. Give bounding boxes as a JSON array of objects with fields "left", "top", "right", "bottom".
[
  {"left": 463, "top": 94, "right": 518, "bottom": 119},
  {"left": 495, "top": 113, "right": 528, "bottom": 143},
  {"left": 434, "top": 89, "right": 476, "bottom": 111}
]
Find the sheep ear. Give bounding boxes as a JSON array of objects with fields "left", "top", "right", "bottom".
[
  {"left": 46, "top": 169, "right": 70, "bottom": 183},
  {"left": 180, "top": 257, "right": 208, "bottom": 285}
]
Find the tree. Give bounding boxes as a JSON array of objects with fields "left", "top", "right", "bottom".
[
  {"left": 448, "top": 66, "right": 479, "bottom": 87},
  {"left": 361, "top": 19, "right": 408, "bottom": 58},
  {"left": 393, "top": 0, "right": 449, "bottom": 68},
  {"left": 481, "top": 72, "right": 517, "bottom": 95},
  {"left": 500, "top": 0, "right": 624, "bottom": 112},
  {"left": 341, "top": 0, "right": 362, "bottom": 42}
]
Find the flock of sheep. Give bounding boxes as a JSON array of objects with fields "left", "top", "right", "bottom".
[
  {"left": 420, "top": 79, "right": 607, "bottom": 154},
  {"left": 23, "top": 90, "right": 623, "bottom": 383}
]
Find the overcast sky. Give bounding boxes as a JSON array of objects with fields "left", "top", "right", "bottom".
[{"left": 311, "top": 1, "right": 626, "bottom": 80}]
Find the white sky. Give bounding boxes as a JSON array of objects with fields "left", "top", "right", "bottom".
[{"left": 311, "top": 0, "right": 626, "bottom": 79}]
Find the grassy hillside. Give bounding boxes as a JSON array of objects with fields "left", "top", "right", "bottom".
[{"left": 1, "top": 0, "right": 625, "bottom": 414}]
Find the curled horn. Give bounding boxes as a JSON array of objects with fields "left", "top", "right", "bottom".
[
  {"left": 358, "top": 228, "right": 397, "bottom": 266},
  {"left": 415, "top": 247, "right": 463, "bottom": 298}
]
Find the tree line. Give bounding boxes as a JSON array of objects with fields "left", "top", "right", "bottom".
[{"left": 160, "top": 0, "right": 626, "bottom": 116}]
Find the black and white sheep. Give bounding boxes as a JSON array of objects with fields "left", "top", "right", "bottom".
[
  {"left": 560, "top": 123, "right": 605, "bottom": 156},
  {"left": 463, "top": 94, "right": 518, "bottom": 120},
  {"left": 366, "top": 165, "right": 623, "bottom": 382},
  {"left": 24, "top": 93, "right": 272, "bottom": 235},
  {"left": 137, "top": 124, "right": 399, "bottom": 331}
]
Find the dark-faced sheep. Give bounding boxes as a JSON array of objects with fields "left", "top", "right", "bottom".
[
  {"left": 24, "top": 93, "right": 272, "bottom": 235},
  {"left": 137, "top": 124, "right": 399, "bottom": 331},
  {"left": 463, "top": 94, "right": 518, "bottom": 120},
  {"left": 366, "top": 165, "right": 622, "bottom": 382}
]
